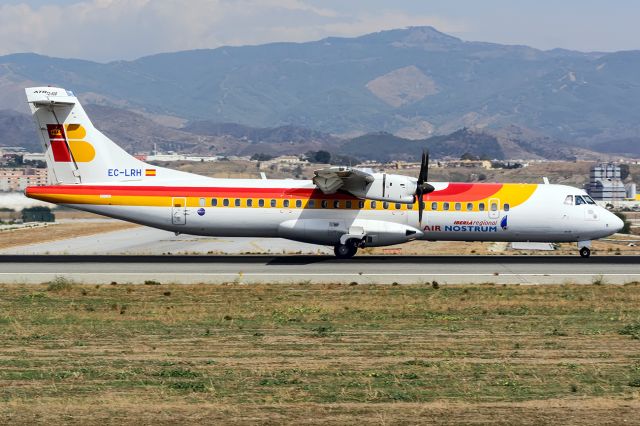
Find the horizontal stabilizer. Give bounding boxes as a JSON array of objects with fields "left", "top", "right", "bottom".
[{"left": 26, "top": 87, "right": 76, "bottom": 106}]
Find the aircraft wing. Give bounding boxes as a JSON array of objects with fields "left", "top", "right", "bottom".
[{"left": 312, "top": 166, "right": 374, "bottom": 195}]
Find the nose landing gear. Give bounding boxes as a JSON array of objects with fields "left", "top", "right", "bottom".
[{"left": 578, "top": 240, "right": 591, "bottom": 258}]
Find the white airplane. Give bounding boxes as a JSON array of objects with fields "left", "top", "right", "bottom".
[{"left": 24, "top": 87, "right": 623, "bottom": 258}]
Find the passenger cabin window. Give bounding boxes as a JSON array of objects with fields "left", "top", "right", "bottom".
[
  {"left": 431, "top": 202, "right": 437, "bottom": 211},
  {"left": 443, "top": 202, "right": 450, "bottom": 211},
  {"left": 283, "top": 199, "right": 290, "bottom": 208},
  {"left": 296, "top": 199, "right": 302, "bottom": 208},
  {"left": 199, "top": 198, "right": 206, "bottom": 207},
  {"left": 466, "top": 202, "right": 473, "bottom": 211},
  {"left": 479, "top": 203, "right": 485, "bottom": 211},
  {"left": 504, "top": 203, "right": 510, "bottom": 212},
  {"left": 490, "top": 202, "right": 498, "bottom": 211},
  {"left": 258, "top": 199, "right": 265, "bottom": 207},
  {"left": 371, "top": 201, "right": 377, "bottom": 209},
  {"left": 346, "top": 200, "right": 352, "bottom": 209},
  {"left": 247, "top": 199, "right": 253, "bottom": 207},
  {"left": 383, "top": 202, "right": 389, "bottom": 209},
  {"left": 454, "top": 203, "right": 461, "bottom": 211},
  {"left": 235, "top": 199, "right": 241, "bottom": 207},
  {"left": 395, "top": 203, "right": 401, "bottom": 210},
  {"left": 211, "top": 198, "right": 218, "bottom": 207},
  {"left": 270, "top": 199, "right": 277, "bottom": 208},
  {"left": 223, "top": 199, "right": 229, "bottom": 207},
  {"left": 333, "top": 200, "right": 340, "bottom": 209},
  {"left": 564, "top": 195, "right": 573, "bottom": 205},
  {"left": 575, "top": 195, "right": 586, "bottom": 205},
  {"left": 308, "top": 200, "right": 315, "bottom": 208},
  {"left": 321, "top": 200, "right": 328, "bottom": 208}
]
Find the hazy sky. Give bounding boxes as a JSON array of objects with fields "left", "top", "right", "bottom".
[{"left": 0, "top": 0, "right": 638, "bottom": 62}]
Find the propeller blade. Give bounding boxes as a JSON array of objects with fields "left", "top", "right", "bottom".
[
  {"left": 418, "top": 150, "right": 429, "bottom": 184},
  {"left": 418, "top": 191, "right": 423, "bottom": 225},
  {"left": 416, "top": 149, "right": 432, "bottom": 226}
]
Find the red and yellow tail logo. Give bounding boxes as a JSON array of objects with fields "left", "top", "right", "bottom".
[{"left": 47, "top": 124, "right": 95, "bottom": 163}]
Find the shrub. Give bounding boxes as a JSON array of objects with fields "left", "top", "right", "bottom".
[
  {"left": 619, "top": 323, "right": 640, "bottom": 339},
  {"left": 614, "top": 212, "right": 631, "bottom": 234},
  {"left": 312, "top": 325, "right": 334, "bottom": 337},
  {"left": 46, "top": 276, "right": 74, "bottom": 292}
]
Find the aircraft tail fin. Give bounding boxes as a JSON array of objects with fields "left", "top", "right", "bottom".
[{"left": 25, "top": 87, "right": 173, "bottom": 184}]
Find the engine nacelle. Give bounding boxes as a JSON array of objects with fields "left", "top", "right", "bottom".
[
  {"left": 344, "top": 173, "right": 416, "bottom": 204},
  {"left": 278, "top": 219, "right": 424, "bottom": 246}
]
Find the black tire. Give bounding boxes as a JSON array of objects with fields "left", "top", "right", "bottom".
[
  {"left": 579, "top": 247, "right": 591, "bottom": 258},
  {"left": 334, "top": 242, "right": 357, "bottom": 259}
]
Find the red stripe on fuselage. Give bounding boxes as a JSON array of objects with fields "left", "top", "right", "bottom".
[
  {"left": 27, "top": 185, "right": 350, "bottom": 199},
  {"left": 424, "top": 183, "right": 502, "bottom": 201}
]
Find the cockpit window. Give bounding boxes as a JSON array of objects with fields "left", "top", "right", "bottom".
[
  {"left": 564, "top": 195, "right": 573, "bottom": 205},
  {"left": 575, "top": 195, "right": 586, "bottom": 205},
  {"left": 583, "top": 195, "right": 596, "bottom": 205}
]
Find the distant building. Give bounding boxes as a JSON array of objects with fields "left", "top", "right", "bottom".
[
  {"left": 586, "top": 163, "right": 627, "bottom": 201},
  {"left": 258, "top": 155, "right": 308, "bottom": 171},
  {"left": 442, "top": 160, "right": 493, "bottom": 169},
  {"left": 145, "top": 153, "right": 220, "bottom": 162},
  {"left": 0, "top": 168, "right": 48, "bottom": 192},
  {"left": 22, "top": 153, "right": 47, "bottom": 163}
]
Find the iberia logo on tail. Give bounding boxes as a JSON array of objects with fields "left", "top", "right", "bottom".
[{"left": 47, "top": 124, "right": 96, "bottom": 163}]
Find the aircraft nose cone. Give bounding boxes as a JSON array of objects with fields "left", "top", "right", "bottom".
[{"left": 612, "top": 214, "right": 624, "bottom": 233}]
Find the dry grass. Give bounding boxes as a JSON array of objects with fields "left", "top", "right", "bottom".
[
  {"left": 0, "top": 283, "right": 639, "bottom": 424},
  {"left": 0, "top": 221, "right": 138, "bottom": 249}
]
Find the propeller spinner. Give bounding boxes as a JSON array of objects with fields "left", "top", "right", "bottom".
[{"left": 415, "top": 150, "right": 435, "bottom": 225}]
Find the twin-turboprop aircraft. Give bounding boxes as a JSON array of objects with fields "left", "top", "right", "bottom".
[{"left": 24, "top": 87, "right": 623, "bottom": 258}]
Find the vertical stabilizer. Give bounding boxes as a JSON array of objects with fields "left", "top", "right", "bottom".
[{"left": 25, "top": 87, "right": 177, "bottom": 184}]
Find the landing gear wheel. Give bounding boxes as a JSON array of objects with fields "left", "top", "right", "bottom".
[
  {"left": 334, "top": 242, "right": 358, "bottom": 259},
  {"left": 579, "top": 247, "right": 591, "bottom": 258}
]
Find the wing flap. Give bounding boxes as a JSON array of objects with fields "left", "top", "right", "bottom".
[{"left": 312, "top": 167, "right": 375, "bottom": 195}]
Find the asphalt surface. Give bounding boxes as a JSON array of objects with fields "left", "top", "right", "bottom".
[
  {"left": 0, "top": 226, "right": 331, "bottom": 255},
  {"left": 1, "top": 254, "right": 638, "bottom": 284}
]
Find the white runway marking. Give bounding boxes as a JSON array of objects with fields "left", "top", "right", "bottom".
[{"left": 2, "top": 271, "right": 638, "bottom": 285}]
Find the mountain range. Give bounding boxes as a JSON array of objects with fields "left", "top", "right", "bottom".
[{"left": 1, "top": 26, "right": 639, "bottom": 159}]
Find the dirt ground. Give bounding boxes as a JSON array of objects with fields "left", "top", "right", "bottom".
[{"left": 0, "top": 221, "right": 138, "bottom": 250}]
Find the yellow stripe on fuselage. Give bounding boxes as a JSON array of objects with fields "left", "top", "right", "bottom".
[{"left": 29, "top": 183, "right": 539, "bottom": 211}]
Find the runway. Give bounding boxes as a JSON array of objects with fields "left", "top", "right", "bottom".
[{"left": 1, "top": 254, "right": 638, "bottom": 284}]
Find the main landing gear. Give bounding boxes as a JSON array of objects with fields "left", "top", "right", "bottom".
[
  {"left": 579, "top": 247, "right": 591, "bottom": 258},
  {"left": 334, "top": 239, "right": 361, "bottom": 259}
]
